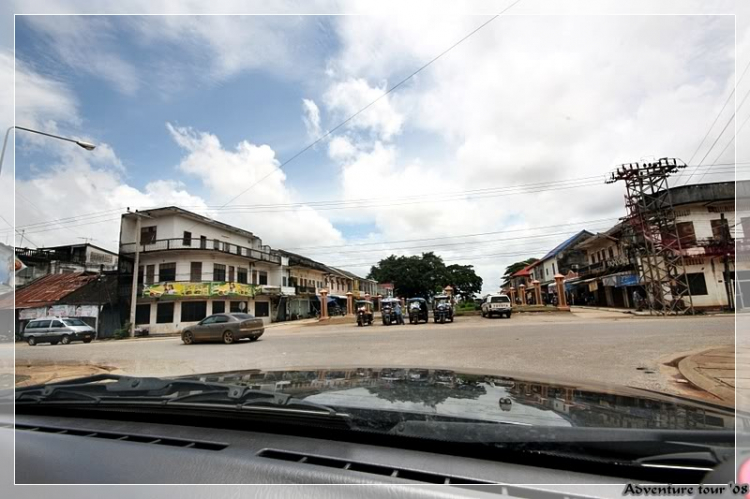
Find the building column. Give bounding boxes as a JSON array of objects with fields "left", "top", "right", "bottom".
[
  {"left": 346, "top": 292, "right": 353, "bottom": 315},
  {"left": 532, "top": 280, "right": 541, "bottom": 305},
  {"left": 509, "top": 287, "right": 516, "bottom": 304},
  {"left": 555, "top": 274, "right": 569, "bottom": 310},
  {"left": 519, "top": 284, "right": 527, "bottom": 305},
  {"left": 320, "top": 289, "right": 329, "bottom": 320}
]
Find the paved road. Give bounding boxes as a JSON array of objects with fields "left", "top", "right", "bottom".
[{"left": 14, "top": 308, "right": 734, "bottom": 397}]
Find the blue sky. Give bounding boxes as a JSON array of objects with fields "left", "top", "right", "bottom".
[{"left": 7, "top": 13, "right": 745, "bottom": 291}]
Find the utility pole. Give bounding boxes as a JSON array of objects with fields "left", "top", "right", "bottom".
[
  {"left": 606, "top": 158, "right": 694, "bottom": 315},
  {"left": 128, "top": 213, "right": 142, "bottom": 338},
  {"left": 720, "top": 212, "right": 734, "bottom": 311}
]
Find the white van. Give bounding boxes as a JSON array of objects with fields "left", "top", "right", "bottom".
[{"left": 23, "top": 317, "right": 95, "bottom": 346}]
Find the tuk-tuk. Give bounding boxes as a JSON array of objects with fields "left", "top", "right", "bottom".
[
  {"left": 432, "top": 294, "right": 454, "bottom": 324},
  {"left": 381, "top": 297, "right": 404, "bottom": 326},
  {"left": 407, "top": 297, "right": 429, "bottom": 324},
  {"left": 355, "top": 300, "right": 374, "bottom": 327}
]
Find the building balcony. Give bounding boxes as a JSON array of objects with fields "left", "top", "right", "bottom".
[
  {"left": 294, "top": 285, "right": 317, "bottom": 295},
  {"left": 120, "top": 238, "right": 281, "bottom": 265}
]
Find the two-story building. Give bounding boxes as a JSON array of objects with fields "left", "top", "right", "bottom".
[
  {"left": 533, "top": 230, "right": 592, "bottom": 301},
  {"left": 571, "top": 181, "right": 735, "bottom": 311},
  {"left": 15, "top": 243, "right": 119, "bottom": 287},
  {"left": 119, "top": 207, "right": 290, "bottom": 334},
  {"left": 280, "top": 250, "right": 334, "bottom": 320}
]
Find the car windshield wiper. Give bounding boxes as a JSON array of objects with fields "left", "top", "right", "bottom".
[{"left": 15, "top": 374, "right": 348, "bottom": 418}]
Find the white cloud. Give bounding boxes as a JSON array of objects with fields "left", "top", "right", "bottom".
[
  {"left": 323, "top": 78, "right": 404, "bottom": 141},
  {"left": 21, "top": 16, "right": 140, "bottom": 95},
  {"left": 166, "top": 123, "right": 344, "bottom": 249},
  {"left": 301, "top": 98, "right": 322, "bottom": 140}
]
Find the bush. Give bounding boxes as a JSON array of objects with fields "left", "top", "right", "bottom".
[{"left": 113, "top": 322, "right": 131, "bottom": 340}]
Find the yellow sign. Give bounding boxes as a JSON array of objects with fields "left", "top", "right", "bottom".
[{"left": 142, "top": 282, "right": 258, "bottom": 299}]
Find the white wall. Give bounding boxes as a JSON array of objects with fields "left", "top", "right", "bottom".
[{"left": 685, "top": 257, "right": 732, "bottom": 308}]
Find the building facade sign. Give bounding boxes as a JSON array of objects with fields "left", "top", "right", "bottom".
[
  {"left": 19, "top": 304, "right": 100, "bottom": 320},
  {"left": 142, "top": 282, "right": 260, "bottom": 299}
]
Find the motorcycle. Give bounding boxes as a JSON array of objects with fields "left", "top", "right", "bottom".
[{"left": 355, "top": 300, "right": 374, "bottom": 327}]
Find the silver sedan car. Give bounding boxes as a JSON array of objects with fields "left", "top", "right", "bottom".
[{"left": 181, "top": 313, "right": 265, "bottom": 345}]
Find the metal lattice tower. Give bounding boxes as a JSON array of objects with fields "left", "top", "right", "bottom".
[{"left": 606, "top": 158, "right": 694, "bottom": 315}]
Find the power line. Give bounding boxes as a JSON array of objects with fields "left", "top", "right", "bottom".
[
  {"left": 707, "top": 113, "right": 750, "bottom": 166},
  {"left": 195, "top": 3, "right": 523, "bottom": 220}
]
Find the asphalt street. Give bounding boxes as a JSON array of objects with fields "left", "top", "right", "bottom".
[{"left": 12, "top": 308, "right": 735, "bottom": 398}]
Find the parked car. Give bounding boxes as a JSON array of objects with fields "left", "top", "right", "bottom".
[
  {"left": 481, "top": 293, "right": 513, "bottom": 318},
  {"left": 181, "top": 313, "right": 264, "bottom": 345},
  {"left": 23, "top": 317, "right": 95, "bottom": 346}
]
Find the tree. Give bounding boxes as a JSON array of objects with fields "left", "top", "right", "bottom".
[
  {"left": 367, "top": 253, "right": 482, "bottom": 300},
  {"left": 501, "top": 258, "right": 539, "bottom": 285},
  {"left": 445, "top": 264, "right": 483, "bottom": 301}
]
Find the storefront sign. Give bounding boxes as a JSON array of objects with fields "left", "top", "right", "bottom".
[
  {"left": 19, "top": 304, "right": 99, "bottom": 320},
  {"left": 588, "top": 281, "right": 599, "bottom": 292},
  {"left": 615, "top": 274, "right": 640, "bottom": 287},
  {"left": 142, "top": 282, "right": 260, "bottom": 299}
]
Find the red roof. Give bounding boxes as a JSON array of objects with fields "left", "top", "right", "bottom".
[
  {"left": 511, "top": 261, "right": 539, "bottom": 278},
  {"left": 15, "top": 272, "right": 99, "bottom": 309}
]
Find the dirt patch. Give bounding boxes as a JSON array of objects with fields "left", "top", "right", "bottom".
[{"left": 15, "top": 361, "right": 120, "bottom": 387}]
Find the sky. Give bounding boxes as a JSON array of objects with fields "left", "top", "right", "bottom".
[{"left": 3, "top": 2, "right": 750, "bottom": 294}]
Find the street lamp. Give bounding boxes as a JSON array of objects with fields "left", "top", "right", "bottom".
[{"left": 0, "top": 125, "right": 97, "bottom": 175}]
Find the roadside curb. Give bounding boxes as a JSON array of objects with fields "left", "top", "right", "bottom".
[{"left": 677, "top": 346, "right": 735, "bottom": 404}]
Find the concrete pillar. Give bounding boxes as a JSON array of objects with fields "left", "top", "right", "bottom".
[
  {"left": 346, "top": 292, "right": 353, "bottom": 315},
  {"left": 532, "top": 280, "right": 541, "bottom": 305},
  {"left": 320, "top": 289, "right": 329, "bottom": 320},
  {"left": 509, "top": 287, "right": 516, "bottom": 304},
  {"left": 400, "top": 297, "right": 405, "bottom": 309},
  {"left": 555, "top": 274, "right": 569, "bottom": 310},
  {"left": 519, "top": 284, "right": 527, "bottom": 305}
]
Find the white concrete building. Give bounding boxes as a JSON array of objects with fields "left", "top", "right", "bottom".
[{"left": 119, "top": 207, "right": 293, "bottom": 334}]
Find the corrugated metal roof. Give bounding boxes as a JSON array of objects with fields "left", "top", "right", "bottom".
[
  {"left": 539, "top": 230, "right": 593, "bottom": 262},
  {"left": 15, "top": 272, "right": 99, "bottom": 309}
]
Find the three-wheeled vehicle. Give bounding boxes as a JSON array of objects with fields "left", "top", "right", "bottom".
[
  {"left": 407, "top": 297, "right": 429, "bottom": 324},
  {"left": 381, "top": 298, "right": 404, "bottom": 326},
  {"left": 432, "top": 294, "right": 454, "bottom": 324},
  {"left": 355, "top": 300, "right": 374, "bottom": 327}
]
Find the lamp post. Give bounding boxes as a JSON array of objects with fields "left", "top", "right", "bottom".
[{"left": 0, "top": 125, "right": 96, "bottom": 175}]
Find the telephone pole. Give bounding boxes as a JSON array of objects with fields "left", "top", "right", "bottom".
[{"left": 606, "top": 158, "right": 694, "bottom": 315}]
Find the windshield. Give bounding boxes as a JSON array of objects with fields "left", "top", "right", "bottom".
[
  {"left": 490, "top": 296, "right": 510, "bottom": 303},
  {"left": 9, "top": 10, "right": 741, "bottom": 470},
  {"left": 62, "top": 318, "right": 88, "bottom": 326}
]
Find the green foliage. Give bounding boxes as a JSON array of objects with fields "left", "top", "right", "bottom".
[
  {"left": 367, "top": 252, "right": 482, "bottom": 300},
  {"left": 113, "top": 322, "right": 131, "bottom": 340}
]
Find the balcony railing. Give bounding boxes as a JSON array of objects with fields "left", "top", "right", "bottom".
[
  {"left": 120, "top": 238, "right": 281, "bottom": 265},
  {"left": 294, "top": 285, "right": 317, "bottom": 295}
]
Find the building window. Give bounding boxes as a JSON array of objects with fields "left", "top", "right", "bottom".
[
  {"left": 159, "top": 263, "right": 176, "bottom": 282},
  {"left": 156, "top": 302, "right": 174, "bottom": 323},
  {"left": 228, "top": 266, "right": 235, "bottom": 282},
  {"left": 181, "top": 301, "right": 207, "bottom": 322},
  {"left": 141, "top": 226, "right": 157, "bottom": 244},
  {"left": 252, "top": 270, "right": 257, "bottom": 285},
  {"left": 213, "top": 239, "right": 220, "bottom": 250},
  {"left": 282, "top": 276, "right": 287, "bottom": 286},
  {"left": 552, "top": 263, "right": 555, "bottom": 275},
  {"left": 212, "top": 301, "right": 225, "bottom": 313},
  {"left": 258, "top": 271, "right": 268, "bottom": 285},
  {"left": 711, "top": 218, "right": 730, "bottom": 240},
  {"left": 138, "top": 265, "right": 144, "bottom": 285},
  {"left": 686, "top": 272, "right": 708, "bottom": 295},
  {"left": 608, "top": 247, "right": 614, "bottom": 259},
  {"left": 200, "top": 236, "right": 207, "bottom": 249},
  {"left": 135, "top": 304, "right": 150, "bottom": 325},
  {"left": 237, "top": 268, "right": 248, "bottom": 284},
  {"left": 183, "top": 231, "right": 192, "bottom": 246},
  {"left": 255, "top": 301, "right": 270, "bottom": 317},
  {"left": 230, "top": 301, "right": 247, "bottom": 313},
  {"left": 146, "top": 264, "right": 155, "bottom": 284},
  {"left": 214, "top": 264, "right": 226, "bottom": 282},
  {"left": 190, "top": 262, "right": 202, "bottom": 282},
  {"left": 591, "top": 254, "right": 596, "bottom": 264},
  {"left": 546, "top": 268, "right": 549, "bottom": 276},
  {"left": 676, "top": 221, "right": 697, "bottom": 247}
]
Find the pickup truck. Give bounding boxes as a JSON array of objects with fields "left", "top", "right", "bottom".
[{"left": 481, "top": 294, "right": 512, "bottom": 318}]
